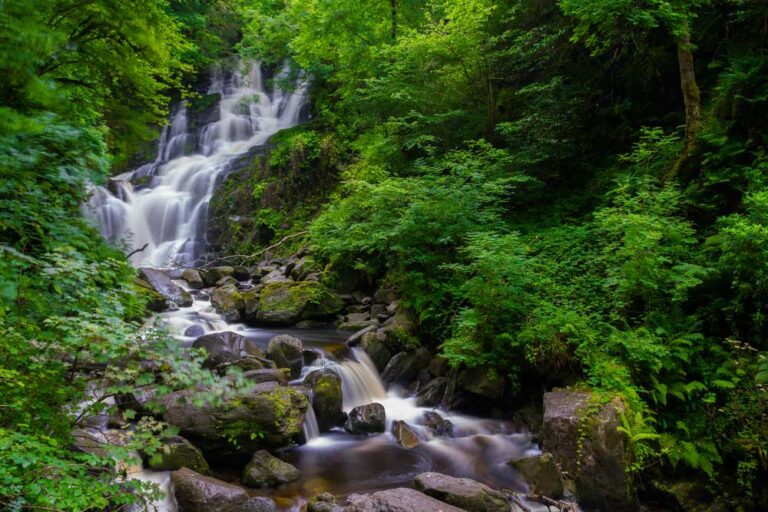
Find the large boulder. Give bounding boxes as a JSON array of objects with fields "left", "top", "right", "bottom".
[
  {"left": 161, "top": 386, "right": 308, "bottom": 458},
  {"left": 256, "top": 282, "right": 343, "bottom": 325},
  {"left": 304, "top": 369, "right": 343, "bottom": 431},
  {"left": 344, "top": 488, "right": 466, "bottom": 512},
  {"left": 381, "top": 348, "right": 431, "bottom": 386},
  {"left": 203, "top": 266, "right": 235, "bottom": 287},
  {"left": 416, "top": 378, "right": 449, "bottom": 407},
  {"left": 241, "top": 287, "right": 261, "bottom": 323},
  {"left": 508, "top": 453, "right": 564, "bottom": 499},
  {"left": 391, "top": 420, "right": 420, "bottom": 448},
  {"left": 422, "top": 411, "right": 453, "bottom": 437},
  {"left": 413, "top": 472, "right": 509, "bottom": 512},
  {"left": 211, "top": 284, "right": 244, "bottom": 323},
  {"left": 266, "top": 335, "right": 303, "bottom": 378},
  {"left": 192, "top": 331, "right": 273, "bottom": 372},
  {"left": 457, "top": 367, "right": 504, "bottom": 400},
  {"left": 359, "top": 331, "right": 392, "bottom": 373},
  {"left": 143, "top": 435, "right": 209, "bottom": 473},
  {"left": 542, "top": 390, "right": 635, "bottom": 510},
  {"left": 242, "top": 449, "right": 301, "bottom": 488},
  {"left": 181, "top": 268, "right": 204, "bottom": 289},
  {"left": 344, "top": 403, "right": 386, "bottom": 435},
  {"left": 139, "top": 267, "right": 192, "bottom": 307},
  {"left": 171, "top": 467, "right": 250, "bottom": 512},
  {"left": 243, "top": 368, "right": 290, "bottom": 386}
]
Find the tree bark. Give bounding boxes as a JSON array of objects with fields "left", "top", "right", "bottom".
[
  {"left": 390, "top": 0, "right": 398, "bottom": 41},
  {"left": 667, "top": 31, "right": 701, "bottom": 180}
]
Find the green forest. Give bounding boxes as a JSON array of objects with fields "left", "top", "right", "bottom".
[{"left": 2, "top": 0, "right": 768, "bottom": 511}]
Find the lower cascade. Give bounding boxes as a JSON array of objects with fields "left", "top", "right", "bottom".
[{"left": 87, "top": 61, "right": 565, "bottom": 512}]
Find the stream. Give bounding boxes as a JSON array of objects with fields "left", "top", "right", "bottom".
[{"left": 85, "top": 61, "right": 549, "bottom": 511}]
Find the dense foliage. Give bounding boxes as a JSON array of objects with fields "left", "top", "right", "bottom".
[{"left": 237, "top": 0, "right": 768, "bottom": 507}]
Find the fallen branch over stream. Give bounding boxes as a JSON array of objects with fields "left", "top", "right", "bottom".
[{"left": 195, "top": 231, "right": 309, "bottom": 268}]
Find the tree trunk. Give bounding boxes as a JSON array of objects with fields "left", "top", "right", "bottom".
[
  {"left": 390, "top": 0, "right": 397, "bottom": 41},
  {"left": 667, "top": 32, "right": 701, "bottom": 180}
]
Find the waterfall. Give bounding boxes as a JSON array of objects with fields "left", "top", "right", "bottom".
[
  {"left": 331, "top": 348, "right": 387, "bottom": 411},
  {"left": 85, "top": 61, "right": 306, "bottom": 268},
  {"left": 303, "top": 394, "right": 321, "bottom": 441}
]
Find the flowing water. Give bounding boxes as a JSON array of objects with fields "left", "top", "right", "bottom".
[{"left": 87, "top": 61, "right": 551, "bottom": 512}]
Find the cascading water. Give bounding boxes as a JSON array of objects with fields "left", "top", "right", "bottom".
[{"left": 85, "top": 61, "right": 306, "bottom": 268}]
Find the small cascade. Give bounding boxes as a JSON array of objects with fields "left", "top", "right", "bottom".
[
  {"left": 85, "top": 60, "right": 306, "bottom": 268},
  {"left": 303, "top": 394, "right": 320, "bottom": 441},
  {"left": 330, "top": 348, "right": 387, "bottom": 411}
]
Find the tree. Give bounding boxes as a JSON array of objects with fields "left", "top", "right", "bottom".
[{"left": 559, "top": 0, "right": 706, "bottom": 171}]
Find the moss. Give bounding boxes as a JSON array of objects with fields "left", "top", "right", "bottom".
[{"left": 257, "top": 281, "right": 343, "bottom": 324}]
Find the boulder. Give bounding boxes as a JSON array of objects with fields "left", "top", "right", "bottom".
[
  {"left": 266, "top": 335, "right": 303, "bottom": 378},
  {"left": 256, "top": 282, "right": 343, "bottom": 325},
  {"left": 241, "top": 288, "right": 261, "bottom": 323},
  {"left": 381, "top": 348, "right": 431, "bottom": 386},
  {"left": 344, "top": 488, "right": 466, "bottom": 512},
  {"left": 508, "top": 453, "right": 563, "bottom": 499},
  {"left": 542, "top": 390, "right": 635, "bottom": 510},
  {"left": 232, "top": 266, "right": 251, "bottom": 281},
  {"left": 391, "top": 420, "right": 420, "bottom": 448},
  {"left": 382, "top": 310, "right": 413, "bottom": 337},
  {"left": 143, "top": 435, "right": 209, "bottom": 473},
  {"left": 338, "top": 320, "right": 378, "bottom": 331},
  {"left": 139, "top": 267, "right": 192, "bottom": 307},
  {"left": 211, "top": 284, "right": 244, "bottom": 322},
  {"left": 192, "top": 331, "right": 272, "bottom": 372},
  {"left": 203, "top": 266, "right": 234, "bottom": 287},
  {"left": 290, "top": 256, "right": 316, "bottom": 281},
  {"left": 243, "top": 368, "right": 290, "bottom": 385},
  {"left": 359, "top": 331, "right": 392, "bottom": 373},
  {"left": 346, "top": 312, "right": 370, "bottom": 323},
  {"left": 416, "top": 378, "right": 449, "bottom": 407},
  {"left": 216, "top": 276, "right": 240, "bottom": 287},
  {"left": 242, "top": 450, "right": 301, "bottom": 488},
  {"left": 181, "top": 268, "right": 204, "bottom": 289},
  {"left": 261, "top": 268, "right": 291, "bottom": 284},
  {"left": 308, "top": 493, "right": 341, "bottom": 512},
  {"left": 422, "top": 411, "right": 453, "bottom": 437},
  {"left": 305, "top": 369, "right": 344, "bottom": 431},
  {"left": 161, "top": 386, "right": 307, "bottom": 458},
  {"left": 372, "top": 287, "right": 397, "bottom": 305},
  {"left": 344, "top": 403, "right": 386, "bottom": 435},
  {"left": 171, "top": 467, "right": 250, "bottom": 512},
  {"left": 457, "top": 367, "right": 504, "bottom": 400},
  {"left": 239, "top": 497, "right": 277, "bottom": 512},
  {"left": 413, "top": 472, "right": 509, "bottom": 512},
  {"left": 428, "top": 356, "right": 450, "bottom": 377},
  {"left": 183, "top": 324, "right": 205, "bottom": 338}
]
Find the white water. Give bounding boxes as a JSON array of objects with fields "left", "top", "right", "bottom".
[{"left": 86, "top": 61, "right": 306, "bottom": 267}]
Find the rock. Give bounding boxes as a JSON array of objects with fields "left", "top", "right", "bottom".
[
  {"left": 181, "top": 268, "right": 204, "bottom": 289},
  {"left": 428, "top": 356, "right": 450, "bottom": 377},
  {"left": 261, "top": 268, "right": 291, "bottom": 284},
  {"left": 135, "top": 277, "right": 168, "bottom": 311},
  {"left": 161, "top": 386, "right": 307, "bottom": 458},
  {"left": 542, "top": 390, "right": 635, "bottom": 510},
  {"left": 192, "top": 331, "right": 271, "bottom": 371},
  {"left": 422, "top": 411, "right": 453, "bottom": 437},
  {"left": 256, "top": 282, "right": 343, "bottom": 325},
  {"left": 216, "top": 275, "right": 240, "bottom": 287},
  {"left": 238, "top": 497, "right": 277, "bottom": 512},
  {"left": 139, "top": 268, "right": 193, "bottom": 307},
  {"left": 266, "top": 335, "right": 303, "bottom": 378},
  {"left": 373, "top": 287, "right": 397, "bottom": 305},
  {"left": 359, "top": 331, "right": 392, "bottom": 373},
  {"left": 344, "top": 488, "right": 467, "bottom": 512},
  {"left": 346, "top": 312, "right": 370, "bottom": 323},
  {"left": 232, "top": 266, "right": 251, "bottom": 281},
  {"left": 308, "top": 493, "right": 341, "bottom": 512},
  {"left": 416, "top": 378, "right": 448, "bottom": 407},
  {"left": 305, "top": 272, "right": 321, "bottom": 281},
  {"left": 347, "top": 325, "right": 377, "bottom": 345},
  {"left": 211, "top": 284, "right": 244, "bottom": 322},
  {"left": 183, "top": 324, "right": 205, "bottom": 338},
  {"left": 171, "top": 467, "right": 250, "bottom": 512},
  {"left": 338, "top": 320, "right": 378, "bottom": 331},
  {"left": 243, "top": 368, "right": 290, "bottom": 385},
  {"left": 382, "top": 310, "right": 412, "bottom": 336},
  {"left": 457, "top": 367, "right": 504, "bottom": 400},
  {"left": 344, "top": 403, "right": 386, "bottom": 435},
  {"left": 203, "top": 266, "right": 235, "bottom": 287},
  {"left": 305, "top": 369, "right": 343, "bottom": 431},
  {"left": 143, "top": 435, "right": 209, "bottom": 473},
  {"left": 381, "top": 348, "right": 431, "bottom": 386},
  {"left": 508, "top": 453, "right": 563, "bottom": 499},
  {"left": 391, "top": 420, "right": 420, "bottom": 448},
  {"left": 414, "top": 472, "right": 509, "bottom": 512},
  {"left": 290, "top": 256, "right": 316, "bottom": 281},
  {"left": 242, "top": 450, "right": 301, "bottom": 488},
  {"left": 241, "top": 288, "right": 261, "bottom": 323}
]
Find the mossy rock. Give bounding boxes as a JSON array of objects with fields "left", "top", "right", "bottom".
[
  {"left": 211, "top": 284, "right": 244, "bottom": 322},
  {"left": 144, "top": 436, "right": 209, "bottom": 474},
  {"left": 255, "top": 282, "right": 343, "bottom": 325},
  {"left": 304, "top": 369, "right": 343, "bottom": 431},
  {"left": 242, "top": 450, "right": 300, "bottom": 488}
]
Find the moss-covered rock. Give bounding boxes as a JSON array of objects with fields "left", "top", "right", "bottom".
[
  {"left": 242, "top": 450, "right": 301, "bottom": 488},
  {"left": 143, "top": 435, "right": 209, "bottom": 474},
  {"left": 256, "top": 282, "right": 343, "bottom": 325},
  {"left": 304, "top": 369, "right": 343, "bottom": 431},
  {"left": 161, "top": 386, "right": 308, "bottom": 459},
  {"left": 266, "top": 335, "right": 303, "bottom": 378},
  {"left": 211, "top": 284, "right": 244, "bottom": 322},
  {"left": 508, "top": 453, "right": 564, "bottom": 499}
]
